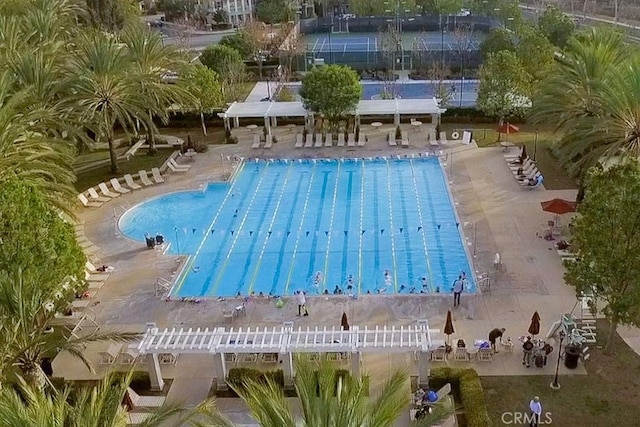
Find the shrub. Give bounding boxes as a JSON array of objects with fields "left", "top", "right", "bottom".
[
  {"left": 272, "top": 135, "right": 278, "bottom": 144},
  {"left": 193, "top": 140, "right": 209, "bottom": 153},
  {"left": 227, "top": 368, "right": 284, "bottom": 395},
  {"left": 112, "top": 371, "right": 151, "bottom": 392},
  {"left": 429, "top": 367, "right": 491, "bottom": 427},
  {"left": 276, "top": 86, "right": 295, "bottom": 102}
]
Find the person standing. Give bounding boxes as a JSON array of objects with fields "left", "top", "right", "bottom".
[
  {"left": 529, "top": 396, "right": 542, "bottom": 427},
  {"left": 296, "top": 290, "right": 309, "bottom": 316},
  {"left": 522, "top": 336, "right": 534, "bottom": 367},
  {"left": 452, "top": 275, "right": 464, "bottom": 307},
  {"left": 488, "top": 327, "right": 506, "bottom": 353}
]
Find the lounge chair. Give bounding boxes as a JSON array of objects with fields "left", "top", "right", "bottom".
[
  {"left": 158, "top": 353, "right": 178, "bottom": 365},
  {"left": 110, "top": 178, "right": 131, "bottom": 194},
  {"left": 252, "top": 134, "right": 261, "bottom": 149},
  {"left": 337, "top": 133, "right": 345, "bottom": 147},
  {"left": 169, "top": 158, "right": 190, "bottom": 171},
  {"left": 86, "top": 261, "right": 108, "bottom": 274},
  {"left": 388, "top": 132, "right": 397, "bottom": 146},
  {"left": 314, "top": 133, "right": 323, "bottom": 148},
  {"left": 98, "top": 182, "right": 120, "bottom": 198},
  {"left": 401, "top": 131, "right": 409, "bottom": 147},
  {"left": 85, "top": 271, "right": 108, "bottom": 282},
  {"left": 304, "top": 133, "right": 313, "bottom": 148},
  {"left": 99, "top": 343, "right": 122, "bottom": 364},
  {"left": 347, "top": 133, "right": 355, "bottom": 147},
  {"left": 325, "top": 133, "right": 333, "bottom": 147},
  {"left": 295, "top": 133, "right": 303, "bottom": 148},
  {"left": 429, "top": 128, "right": 438, "bottom": 146},
  {"left": 118, "top": 347, "right": 140, "bottom": 365},
  {"left": 78, "top": 194, "right": 103, "bottom": 208},
  {"left": 439, "top": 131, "right": 449, "bottom": 145},
  {"left": 138, "top": 170, "right": 154, "bottom": 187},
  {"left": 523, "top": 175, "right": 544, "bottom": 190},
  {"left": 453, "top": 347, "right": 469, "bottom": 361},
  {"left": 264, "top": 134, "right": 273, "bottom": 149},
  {"left": 167, "top": 161, "right": 188, "bottom": 173},
  {"left": 151, "top": 168, "right": 165, "bottom": 184},
  {"left": 357, "top": 133, "right": 366, "bottom": 146},
  {"left": 87, "top": 187, "right": 110, "bottom": 202},
  {"left": 478, "top": 348, "right": 493, "bottom": 361},
  {"left": 124, "top": 174, "right": 142, "bottom": 190},
  {"left": 126, "top": 387, "right": 166, "bottom": 408}
]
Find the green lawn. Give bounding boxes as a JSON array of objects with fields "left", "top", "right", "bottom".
[
  {"left": 482, "top": 320, "right": 640, "bottom": 426},
  {"left": 442, "top": 123, "right": 578, "bottom": 190},
  {"left": 74, "top": 148, "right": 173, "bottom": 192}
]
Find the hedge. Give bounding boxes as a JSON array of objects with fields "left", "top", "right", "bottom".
[{"left": 429, "top": 367, "right": 492, "bottom": 427}]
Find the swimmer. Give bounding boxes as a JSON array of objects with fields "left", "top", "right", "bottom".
[
  {"left": 409, "top": 287, "right": 416, "bottom": 294},
  {"left": 259, "top": 291, "right": 264, "bottom": 297},
  {"left": 400, "top": 284, "right": 406, "bottom": 291},
  {"left": 333, "top": 285, "right": 340, "bottom": 295},
  {"left": 236, "top": 292, "right": 241, "bottom": 298},
  {"left": 435, "top": 286, "right": 440, "bottom": 293},
  {"left": 421, "top": 277, "right": 427, "bottom": 287},
  {"left": 367, "top": 290, "right": 371, "bottom": 294},
  {"left": 323, "top": 289, "right": 329, "bottom": 295},
  {"left": 347, "top": 284, "right": 353, "bottom": 290},
  {"left": 192, "top": 266, "right": 200, "bottom": 272}
]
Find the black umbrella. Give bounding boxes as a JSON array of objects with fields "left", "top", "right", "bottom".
[{"left": 341, "top": 312, "right": 349, "bottom": 331}]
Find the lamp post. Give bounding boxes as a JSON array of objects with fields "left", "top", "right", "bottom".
[{"left": 550, "top": 330, "right": 565, "bottom": 389}]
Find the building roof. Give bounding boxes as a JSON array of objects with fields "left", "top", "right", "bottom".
[{"left": 219, "top": 98, "right": 445, "bottom": 119}]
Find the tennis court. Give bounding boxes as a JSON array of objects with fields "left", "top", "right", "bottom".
[{"left": 303, "top": 31, "right": 484, "bottom": 53}]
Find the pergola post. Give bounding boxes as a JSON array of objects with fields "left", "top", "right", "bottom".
[
  {"left": 417, "top": 351, "right": 431, "bottom": 388},
  {"left": 146, "top": 354, "right": 165, "bottom": 391},
  {"left": 223, "top": 117, "right": 230, "bottom": 131},
  {"left": 355, "top": 114, "right": 361, "bottom": 127},
  {"left": 431, "top": 113, "right": 439, "bottom": 125},
  {"left": 394, "top": 113, "right": 400, "bottom": 126},
  {"left": 233, "top": 117, "right": 240, "bottom": 128},
  {"left": 281, "top": 352, "right": 295, "bottom": 388},
  {"left": 271, "top": 116, "right": 278, "bottom": 127},
  {"left": 213, "top": 353, "right": 228, "bottom": 390},
  {"left": 263, "top": 115, "right": 271, "bottom": 135}
]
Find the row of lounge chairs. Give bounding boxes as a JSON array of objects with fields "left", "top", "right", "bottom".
[
  {"left": 252, "top": 134, "right": 274, "bottom": 149},
  {"left": 504, "top": 149, "right": 544, "bottom": 189},
  {"left": 295, "top": 133, "right": 366, "bottom": 148},
  {"left": 77, "top": 168, "right": 165, "bottom": 208},
  {"left": 388, "top": 130, "right": 409, "bottom": 147}
]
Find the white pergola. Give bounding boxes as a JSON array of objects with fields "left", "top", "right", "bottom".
[
  {"left": 218, "top": 99, "right": 446, "bottom": 134},
  {"left": 137, "top": 320, "right": 441, "bottom": 391}
]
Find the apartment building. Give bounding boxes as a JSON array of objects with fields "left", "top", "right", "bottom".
[{"left": 199, "top": 0, "right": 254, "bottom": 26}]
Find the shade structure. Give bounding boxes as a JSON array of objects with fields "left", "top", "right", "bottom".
[
  {"left": 341, "top": 312, "right": 350, "bottom": 331},
  {"left": 444, "top": 310, "right": 455, "bottom": 346},
  {"left": 528, "top": 311, "right": 541, "bottom": 337},
  {"left": 496, "top": 123, "right": 520, "bottom": 134},
  {"left": 540, "top": 198, "right": 577, "bottom": 215}
]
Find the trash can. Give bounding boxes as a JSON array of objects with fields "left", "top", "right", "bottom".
[
  {"left": 145, "top": 236, "right": 155, "bottom": 249},
  {"left": 564, "top": 347, "right": 580, "bottom": 369}
]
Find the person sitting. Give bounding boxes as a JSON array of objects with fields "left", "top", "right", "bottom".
[
  {"left": 557, "top": 240, "right": 570, "bottom": 250},
  {"left": 457, "top": 339, "right": 467, "bottom": 348},
  {"left": 413, "top": 388, "right": 426, "bottom": 406}
]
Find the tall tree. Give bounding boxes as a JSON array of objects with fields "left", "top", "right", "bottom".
[
  {"left": 180, "top": 65, "right": 224, "bottom": 135},
  {"left": 564, "top": 163, "right": 640, "bottom": 350},
  {"left": 84, "top": 0, "right": 140, "bottom": 32},
  {"left": 256, "top": 0, "right": 296, "bottom": 24},
  {"left": 477, "top": 50, "right": 532, "bottom": 124},
  {"left": 299, "top": 64, "right": 362, "bottom": 132},
  {"left": 200, "top": 44, "right": 244, "bottom": 76},
  {"left": 232, "top": 356, "right": 453, "bottom": 426},
  {"left": 528, "top": 28, "right": 628, "bottom": 177},
  {"left": 538, "top": 4, "right": 576, "bottom": 48},
  {"left": 219, "top": 30, "right": 259, "bottom": 58},
  {"left": 514, "top": 25, "right": 556, "bottom": 82},
  {"left": 479, "top": 27, "right": 515, "bottom": 60},
  {"left": 418, "top": 0, "right": 463, "bottom": 14},
  {"left": 0, "top": 179, "right": 84, "bottom": 284}
]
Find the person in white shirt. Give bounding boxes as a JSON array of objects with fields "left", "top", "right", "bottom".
[
  {"left": 296, "top": 290, "right": 309, "bottom": 316},
  {"left": 529, "top": 396, "right": 542, "bottom": 427}
]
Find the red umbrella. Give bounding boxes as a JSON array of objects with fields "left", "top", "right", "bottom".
[{"left": 540, "top": 198, "right": 577, "bottom": 215}]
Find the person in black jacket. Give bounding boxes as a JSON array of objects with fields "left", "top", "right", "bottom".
[{"left": 488, "top": 328, "right": 506, "bottom": 353}]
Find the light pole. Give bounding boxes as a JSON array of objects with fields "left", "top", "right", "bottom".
[{"left": 550, "top": 330, "right": 565, "bottom": 389}]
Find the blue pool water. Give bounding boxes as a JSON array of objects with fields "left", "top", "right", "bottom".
[{"left": 119, "top": 158, "right": 475, "bottom": 297}]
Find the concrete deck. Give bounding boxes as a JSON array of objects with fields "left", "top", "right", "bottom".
[{"left": 52, "top": 124, "right": 639, "bottom": 423}]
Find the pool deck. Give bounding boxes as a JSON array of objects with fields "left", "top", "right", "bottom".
[{"left": 53, "top": 125, "right": 638, "bottom": 424}]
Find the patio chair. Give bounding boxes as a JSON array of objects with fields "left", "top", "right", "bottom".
[
  {"left": 304, "top": 133, "right": 313, "bottom": 148},
  {"left": 87, "top": 187, "right": 110, "bottom": 202},
  {"left": 337, "top": 133, "right": 345, "bottom": 147},
  {"left": 100, "top": 343, "right": 123, "bottom": 364},
  {"left": 295, "top": 133, "right": 304, "bottom": 148},
  {"left": 110, "top": 178, "right": 131, "bottom": 194},
  {"left": 151, "top": 168, "right": 165, "bottom": 184},
  {"left": 260, "top": 353, "right": 278, "bottom": 363},
  {"left": 77, "top": 193, "right": 103, "bottom": 208},
  {"left": 347, "top": 133, "right": 355, "bottom": 147},
  {"left": 522, "top": 175, "right": 544, "bottom": 190},
  {"left": 169, "top": 158, "right": 190, "bottom": 171},
  {"left": 477, "top": 348, "right": 493, "bottom": 361},
  {"left": 325, "top": 133, "right": 333, "bottom": 147},
  {"left": 453, "top": 347, "right": 469, "bottom": 361},
  {"left": 118, "top": 347, "right": 141, "bottom": 365},
  {"left": 431, "top": 347, "right": 447, "bottom": 362},
  {"left": 158, "top": 353, "right": 178, "bottom": 365},
  {"left": 124, "top": 174, "right": 142, "bottom": 190},
  {"left": 224, "top": 353, "right": 237, "bottom": 363},
  {"left": 167, "top": 161, "right": 188, "bottom": 173},
  {"left": 126, "top": 387, "right": 165, "bottom": 408},
  {"left": 314, "top": 133, "right": 323, "bottom": 148},
  {"left": 138, "top": 170, "right": 154, "bottom": 186},
  {"left": 98, "top": 182, "right": 120, "bottom": 198},
  {"left": 357, "top": 133, "right": 366, "bottom": 146},
  {"left": 222, "top": 309, "right": 234, "bottom": 323}
]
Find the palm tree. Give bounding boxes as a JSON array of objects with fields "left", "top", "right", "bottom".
[
  {"left": 0, "top": 268, "right": 138, "bottom": 390},
  {"left": 231, "top": 355, "right": 453, "bottom": 426},
  {"left": 529, "top": 28, "right": 630, "bottom": 178},
  {"left": 66, "top": 30, "right": 157, "bottom": 173},
  {"left": 118, "top": 24, "right": 195, "bottom": 153},
  {"left": 0, "top": 372, "right": 230, "bottom": 427}
]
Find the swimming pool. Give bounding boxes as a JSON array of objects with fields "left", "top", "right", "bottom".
[{"left": 119, "top": 158, "right": 475, "bottom": 297}]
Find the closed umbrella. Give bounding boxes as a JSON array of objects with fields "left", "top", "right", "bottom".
[
  {"left": 444, "top": 310, "right": 455, "bottom": 347},
  {"left": 528, "top": 311, "right": 541, "bottom": 338},
  {"left": 341, "top": 312, "right": 349, "bottom": 331}
]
